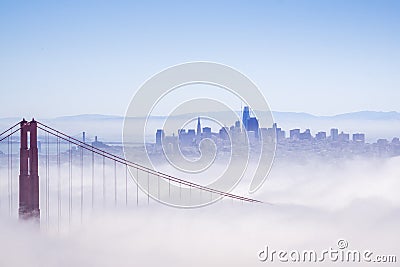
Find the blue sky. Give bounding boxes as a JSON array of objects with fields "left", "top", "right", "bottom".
[{"left": 0, "top": 0, "right": 399, "bottom": 118}]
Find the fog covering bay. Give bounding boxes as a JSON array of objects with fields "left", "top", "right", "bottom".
[
  {"left": 0, "top": 113, "right": 399, "bottom": 266},
  {"left": 0, "top": 156, "right": 399, "bottom": 267}
]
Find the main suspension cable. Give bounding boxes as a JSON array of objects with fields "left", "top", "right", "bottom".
[{"left": 37, "top": 123, "right": 261, "bottom": 203}]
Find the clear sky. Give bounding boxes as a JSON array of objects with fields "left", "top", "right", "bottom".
[{"left": 0, "top": 0, "right": 399, "bottom": 118}]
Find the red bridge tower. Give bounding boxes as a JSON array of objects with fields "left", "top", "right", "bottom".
[{"left": 19, "top": 119, "right": 40, "bottom": 221}]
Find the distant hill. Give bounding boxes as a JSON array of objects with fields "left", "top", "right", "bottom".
[
  {"left": 329, "top": 111, "right": 400, "bottom": 120},
  {"left": 272, "top": 111, "right": 400, "bottom": 122},
  {"left": 55, "top": 114, "right": 123, "bottom": 121},
  {"left": 43, "top": 110, "right": 400, "bottom": 121}
]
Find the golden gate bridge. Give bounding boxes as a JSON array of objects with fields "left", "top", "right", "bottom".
[{"left": 0, "top": 119, "right": 261, "bottom": 228}]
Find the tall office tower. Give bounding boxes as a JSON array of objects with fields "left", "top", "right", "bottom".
[
  {"left": 352, "top": 133, "right": 365, "bottom": 143},
  {"left": 156, "top": 129, "right": 165, "bottom": 146},
  {"left": 273, "top": 123, "right": 285, "bottom": 140},
  {"left": 247, "top": 117, "right": 259, "bottom": 138},
  {"left": 202, "top": 127, "right": 212, "bottom": 138},
  {"left": 338, "top": 131, "right": 350, "bottom": 142},
  {"left": 316, "top": 131, "right": 327, "bottom": 140},
  {"left": 197, "top": 117, "right": 201, "bottom": 136},
  {"left": 242, "top": 106, "right": 250, "bottom": 130},
  {"left": 219, "top": 127, "right": 229, "bottom": 140},
  {"left": 330, "top": 128, "right": 339, "bottom": 141}
]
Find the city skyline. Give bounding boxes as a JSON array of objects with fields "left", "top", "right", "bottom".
[
  {"left": 154, "top": 116, "right": 397, "bottom": 145},
  {"left": 2, "top": 109, "right": 399, "bottom": 144},
  {"left": 152, "top": 107, "right": 400, "bottom": 160}
]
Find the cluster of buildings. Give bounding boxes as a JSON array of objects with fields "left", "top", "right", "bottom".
[
  {"left": 276, "top": 128, "right": 400, "bottom": 160},
  {"left": 153, "top": 106, "right": 400, "bottom": 160},
  {"left": 156, "top": 106, "right": 263, "bottom": 148}
]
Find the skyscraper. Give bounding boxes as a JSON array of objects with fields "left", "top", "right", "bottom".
[
  {"left": 242, "top": 106, "right": 250, "bottom": 130},
  {"left": 316, "top": 131, "right": 327, "bottom": 140},
  {"left": 156, "top": 129, "right": 165, "bottom": 146},
  {"left": 202, "top": 127, "right": 211, "bottom": 138},
  {"left": 247, "top": 117, "right": 259, "bottom": 138},
  {"left": 197, "top": 117, "right": 201, "bottom": 137},
  {"left": 219, "top": 127, "right": 229, "bottom": 140},
  {"left": 338, "top": 131, "right": 349, "bottom": 142},
  {"left": 330, "top": 128, "right": 339, "bottom": 141},
  {"left": 353, "top": 133, "right": 365, "bottom": 143}
]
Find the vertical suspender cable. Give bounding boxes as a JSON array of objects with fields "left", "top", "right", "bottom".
[
  {"left": 6, "top": 137, "right": 11, "bottom": 216},
  {"left": 47, "top": 132, "right": 50, "bottom": 227},
  {"left": 180, "top": 182, "right": 183, "bottom": 201},
  {"left": 114, "top": 160, "right": 117, "bottom": 207},
  {"left": 57, "top": 134, "right": 61, "bottom": 232},
  {"left": 125, "top": 164, "right": 128, "bottom": 206},
  {"left": 10, "top": 131, "right": 13, "bottom": 216},
  {"left": 46, "top": 132, "right": 49, "bottom": 228},
  {"left": 44, "top": 132, "right": 47, "bottom": 225},
  {"left": 80, "top": 145, "right": 83, "bottom": 223},
  {"left": 103, "top": 154, "right": 105, "bottom": 208},
  {"left": 157, "top": 175, "right": 160, "bottom": 201},
  {"left": 0, "top": 138, "right": 3, "bottom": 211},
  {"left": 68, "top": 139, "right": 71, "bottom": 226},
  {"left": 136, "top": 168, "right": 138, "bottom": 206},
  {"left": 147, "top": 172, "right": 149, "bottom": 205},
  {"left": 0, "top": 138, "right": 3, "bottom": 210},
  {"left": 92, "top": 150, "right": 94, "bottom": 209}
]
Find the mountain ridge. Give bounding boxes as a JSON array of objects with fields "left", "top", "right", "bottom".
[
  {"left": 49, "top": 110, "right": 400, "bottom": 121},
  {"left": 1, "top": 111, "right": 399, "bottom": 122}
]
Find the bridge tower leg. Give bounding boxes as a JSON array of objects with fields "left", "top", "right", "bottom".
[{"left": 19, "top": 119, "right": 40, "bottom": 221}]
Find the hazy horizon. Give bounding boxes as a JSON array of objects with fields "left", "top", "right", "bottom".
[{"left": 2, "top": 109, "right": 400, "bottom": 120}]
